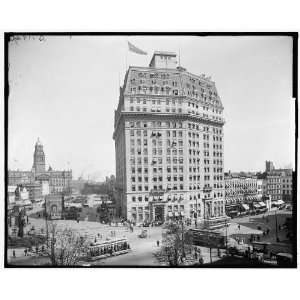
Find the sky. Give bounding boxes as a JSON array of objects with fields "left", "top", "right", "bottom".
[{"left": 8, "top": 35, "right": 295, "bottom": 181}]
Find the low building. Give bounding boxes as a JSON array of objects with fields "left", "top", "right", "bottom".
[
  {"left": 225, "top": 172, "right": 258, "bottom": 205},
  {"left": 281, "top": 170, "right": 293, "bottom": 203}
]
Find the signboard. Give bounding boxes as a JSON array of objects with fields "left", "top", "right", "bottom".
[{"left": 149, "top": 189, "right": 165, "bottom": 196}]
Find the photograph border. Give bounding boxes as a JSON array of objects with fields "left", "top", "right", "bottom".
[{"left": 4, "top": 31, "right": 298, "bottom": 268}]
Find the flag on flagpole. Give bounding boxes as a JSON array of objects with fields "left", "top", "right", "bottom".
[{"left": 128, "top": 41, "right": 147, "bottom": 55}]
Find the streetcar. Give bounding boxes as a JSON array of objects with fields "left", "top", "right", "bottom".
[{"left": 86, "top": 238, "right": 130, "bottom": 261}]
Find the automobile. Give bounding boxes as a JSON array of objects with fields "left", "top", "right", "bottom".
[
  {"left": 285, "top": 204, "right": 292, "bottom": 210},
  {"left": 228, "top": 244, "right": 252, "bottom": 257},
  {"left": 276, "top": 253, "right": 293, "bottom": 267},
  {"left": 153, "top": 220, "right": 163, "bottom": 226},
  {"left": 142, "top": 221, "right": 150, "bottom": 227},
  {"left": 138, "top": 229, "right": 148, "bottom": 238}
]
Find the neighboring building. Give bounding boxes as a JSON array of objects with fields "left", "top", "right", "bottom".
[
  {"left": 257, "top": 179, "right": 263, "bottom": 200},
  {"left": 8, "top": 171, "right": 34, "bottom": 185},
  {"left": 224, "top": 172, "right": 258, "bottom": 205},
  {"left": 8, "top": 139, "right": 72, "bottom": 198},
  {"left": 113, "top": 51, "right": 227, "bottom": 227},
  {"left": 281, "top": 169, "right": 293, "bottom": 203},
  {"left": 18, "top": 182, "right": 42, "bottom": 203},
  {"left": 8, "top": 185, "right": 17, "bottom": 205},
  {"left": 265, "top": 160, "right": 275, "bottom": 173},
  {"left": 257, "top": 167, "right": 293, "bottom": 206},
  {"left": 266, "top": 171, "right": 282, "bottom": 201}
]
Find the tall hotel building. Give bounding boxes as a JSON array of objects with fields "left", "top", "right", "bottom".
[{"left": 113, "top": 51, "right": 227, "bottom": 227}]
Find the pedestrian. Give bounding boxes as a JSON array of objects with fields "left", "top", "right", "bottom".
[
  {"left": 238, "top": 224, "right": 241, "bottom": 230},
  {"left": 24, "top": 249, "right": 27, "bottom": 256},
  {"left": 257, "top": 235, "right": 260, "bottom": 241},
  {"left": 13, "top": 250, "right": 16, "bottom": 258},
  {"left": 27, "top": 216, "right": 29, "bottom": 224},
  {"left": 199, "top": 256, "right": 204, "bottom": 265},
  {"left": 267, "top": 228, "right": 270, "bottom": 235},
  {"left": 156, "top": 240, "right": 160, "bottom": 247}
]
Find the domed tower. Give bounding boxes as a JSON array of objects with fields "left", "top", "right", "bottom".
[{"left": 32, "top": 138, "right": 46, "bottom": 174}]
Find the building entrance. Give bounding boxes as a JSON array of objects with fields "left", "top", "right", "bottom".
[{"left": 154, "top": 205, "right": 164, "bottom": 222}]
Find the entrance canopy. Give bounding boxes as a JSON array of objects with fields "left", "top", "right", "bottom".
[{"left": 241, "top": 204, "right": 249, "bottom": 210}]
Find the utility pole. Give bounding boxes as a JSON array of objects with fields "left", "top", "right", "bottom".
[
  {"left": 45, "top": 196, "right": 49, "bottom": 247},
  {"left": 275, "top": 209, "right": 279, "bottom": 242}
]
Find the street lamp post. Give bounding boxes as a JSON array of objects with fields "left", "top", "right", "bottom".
[{"left": 225, "top": 217, "right": 228, "bottom": 251}]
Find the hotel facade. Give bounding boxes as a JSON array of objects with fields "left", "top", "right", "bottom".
[{"left": 113, "top": 51, "right": 227, "bottom": 227}]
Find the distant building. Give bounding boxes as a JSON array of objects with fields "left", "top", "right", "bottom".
[
  {"left": 8, "top": 139, "right": 72, "bottom": 199},
  {"left": 265, "top": 160, "right": 275, "bottom": 173}
]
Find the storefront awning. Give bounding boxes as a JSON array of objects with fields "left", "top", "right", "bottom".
[
  {"left": 258, "top": 201, "right": 266, "bottom": 207},
  {"left": 253, "top": 203, "right": 260, "bottom": 209},
  {"left": 168, "top": 212, "right": 173, "bottom": 217},
  {"left": 180, "top": 211, "right": 185, "bottom": 216},
  {"left": 174, "top": 212, "right": 179, "bottom": 217},
  {"left": 241, "top": 204, "right": 249, "bottom": 210},
  {"left": 277, "top": 200, "right": 285, "bottom": 205}
]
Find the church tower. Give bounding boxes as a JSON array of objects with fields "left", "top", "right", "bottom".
[{"left": 32, "top": 138, "right": 46, "bottom": 174}]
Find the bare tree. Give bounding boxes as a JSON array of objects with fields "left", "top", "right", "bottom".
[
  {"left": 157, "top": 221, "right": 193, "bottom": 266},
  {"left": 45, "top": 222, "right": 88, "bottom": 266}
]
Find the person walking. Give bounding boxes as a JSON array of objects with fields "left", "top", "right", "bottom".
[
  {"left": 198, "top": 256, "right": 204, "bottom": 265},
  {"left": 13, "top": 250, "right": 16, "bottom": 258},
  {"left": 156, "top": 240, "right": 160, "bottom": 247}
]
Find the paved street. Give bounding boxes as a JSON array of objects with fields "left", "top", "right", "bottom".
[{"left": 7, "top": 207, "right": 293, "bottom": 265}]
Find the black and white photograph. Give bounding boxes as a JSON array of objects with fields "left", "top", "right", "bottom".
[{"left": 4, "top": 33, "right": 297, "bottom": 268}]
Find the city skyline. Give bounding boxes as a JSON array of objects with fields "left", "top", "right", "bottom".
[{"left": 8, "top": 35, "right": 295, "bottom": 180}]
